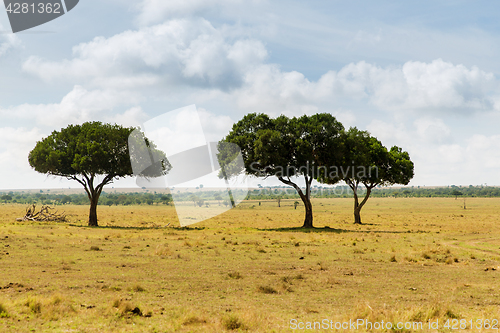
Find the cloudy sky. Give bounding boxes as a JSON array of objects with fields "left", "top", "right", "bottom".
[{"left": 1, "top": 0, "right": 500, "bottom": 190}]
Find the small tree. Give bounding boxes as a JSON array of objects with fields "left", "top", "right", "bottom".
[
  {"left": 28, "top": 122, "right": 169, "bottom": 226},
  {"left": 160, "top": 194, "right": 172, "bottom": 205},
  {"left": 451, "top": 189, "right": 463, "bottom": 200},
  {"left": 219, "top": 113, "right": 344, "bottom": 228},
  {"left": 319, "top": 128, "right": 414, "bottom": 224}
]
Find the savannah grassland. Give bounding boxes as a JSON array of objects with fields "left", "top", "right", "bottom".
[{"left": 0, "top": 197, "right": 500, "bottom": 332}]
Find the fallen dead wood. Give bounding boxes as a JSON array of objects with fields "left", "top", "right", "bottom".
[{"left": 16, "top": 204, "right": 67, "bottom": 222}]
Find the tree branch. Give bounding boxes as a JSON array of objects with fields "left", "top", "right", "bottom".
[
  {"left": 95, "top": 174, "right": 116, "bottom": 196},
  {"left": 68, "top": 175, "right": 91, "bottom": 200},
  {"left": 278, "top": 176, "right": 304, "bottom": 197}
]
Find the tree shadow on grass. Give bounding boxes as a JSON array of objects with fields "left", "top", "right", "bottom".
[
  {"left": 259, "top": 226, "right": 421, "bottom": 234},
  {"left": 259, "top": 226, "right": 347, "bottom": 233},
  {"left": 68, "top": 224, "right": 205, "bottom": 231}
]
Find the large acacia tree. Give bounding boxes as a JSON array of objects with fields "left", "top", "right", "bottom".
[
  {"left": 28, "top": 122, "right": 169, "bottom": 226},
  {"left": 218, "top": 113, "right": 344, "bottom": 228},
  {"left": 319, "top": 127, "right": 414, "bottom": 224}
]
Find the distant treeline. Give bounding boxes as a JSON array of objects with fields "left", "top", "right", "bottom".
[
  {"left": 0, "top": 191, "right": 173, "bottom": 206},
  {"left": 247, "top": 185, "right": 500, "bottom": 199},
  {"left": 0, "top": 185, "right": 498, "bottom": 206}
]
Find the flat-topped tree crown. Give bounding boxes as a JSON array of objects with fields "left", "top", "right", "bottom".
[
  {"left": 319, "top": 127, "right": 414, "bottom": 224},
  {"left": 28, "top": 121, "right": 169, "bottom": 226}
]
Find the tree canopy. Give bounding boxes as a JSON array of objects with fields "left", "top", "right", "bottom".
[
  {"left": 319, "top": 127, "right": 414, "bottom": 224},
  {"left": 28, "top": 121, "right": 169, "bottom": 226}
]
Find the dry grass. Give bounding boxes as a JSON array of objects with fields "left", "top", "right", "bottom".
[
  {"left": 0, "top": 198, "right": 499, "bottom": 332},
  {"left": 222, "top": 314, "right": 245, "bottom": 330},
  {"left": 0, "top": 302, "right": 9, "bottom": 318}
]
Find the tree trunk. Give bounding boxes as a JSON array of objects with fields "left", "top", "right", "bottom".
[
  {"left": 70, "top": 173, "right": 114, "bottom": 228},
  {"left": 349, "top": 181, "right": 373, "bottom": 225},
  {"left": 88, "top": 196, "right": 98, "bottom": 227},
  {"left": 278, "top": 175, "right": 314, "bottom": 228},
  {"left": 353, "top": 186, "right": 362, "bottom": 224},
  {"left": 354, "top": 207, "right": 362, "bottom": 224},
  {"left": 302, "top": 196, "right": 313, "bottom": 228}
]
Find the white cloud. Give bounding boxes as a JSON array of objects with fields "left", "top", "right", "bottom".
[
  {"left": 23, "top": 19, "right": 267, "bottom": 92},
  {"left": 400, "top": 59, "right": 496, "bottom": 111},
  {"left": 233, "top": 64, "right": 318, "bottom": 116},
  {"left": 0, "top": 23, "right": 21, "bottom": 56},
  {"left": 0, "top": 86, "right": 144, "bottom": 128},
  {"left": 20, "top": 15, "right": 500, "bottom": 120},
  {"left": 0, "top": 127, "right": 45, "bottom": 189},
  {"left": 414, "top": 117, "right": 451, "bottom": 144},
  {"left": 197, "top": 107, "right": 234, "bottom": 142},
  {"left": 366, "top": 118, "right": 500, "bottom": 185},
  {"left": 134, "top": 0, "right": 263, "bottom": 26},
  {"left": 229, "top": 59, "right": 499, "bottom": 118},
  {"left": 466, "top": 134, "right": 500, "bottom": 169},
  {"left": 366, "top": 119, "right": 409, "bottom": 147},
  {"left": 315, "top": 59, "right": 497, "bottom": 113},
  {"left": 105, "top": 106, "right": 149, "bottom": 128}
]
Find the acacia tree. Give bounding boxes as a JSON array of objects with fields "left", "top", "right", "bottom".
[
  {"left": 28, "top": 122, "right": 169, "bottom": 226},
  {"left": 218, "top": 113, "right": 344, "bottom": 228},
  {"left": 319, "top": 128, "right": 414, "bottom": 224}
]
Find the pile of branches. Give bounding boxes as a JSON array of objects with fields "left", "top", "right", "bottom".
[{"left": 17, "top": 204, "right": 67, "bottom": 222}]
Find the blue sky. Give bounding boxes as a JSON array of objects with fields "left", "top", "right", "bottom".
[{"left": 1, "top": 0, "right": 500, "bottom": 189}]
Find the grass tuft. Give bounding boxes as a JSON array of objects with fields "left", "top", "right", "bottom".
[
  {"left": 131, "top": 284, "right": 146, "bottom": 292},
  {"left": 183, "top": 315, "right": 207, "bottom": 325},
  {"left": 228, "top": 271, "right": 243, "bottom": 279},
  {"left": 258, "top": 285, "right": 277, "bottom": 294},
  {"left": 112, "top": 299, "right": 143, "bottom": 317},
  {"left": 222, "top": 314, "right": 244, "bottom": 330},
  {"left": 280, "top": 276, "right": 292, "bottom": 284},
  {"left": 22, "top": 294, "right": 75, "bottom": 320},
  {"left": 24, "top": 297, "right": 42, "bottom": 314}
]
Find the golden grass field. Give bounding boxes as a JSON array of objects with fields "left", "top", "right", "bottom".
[{"left": 1, "top": 197, "right": 500, "bottom": 332}]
